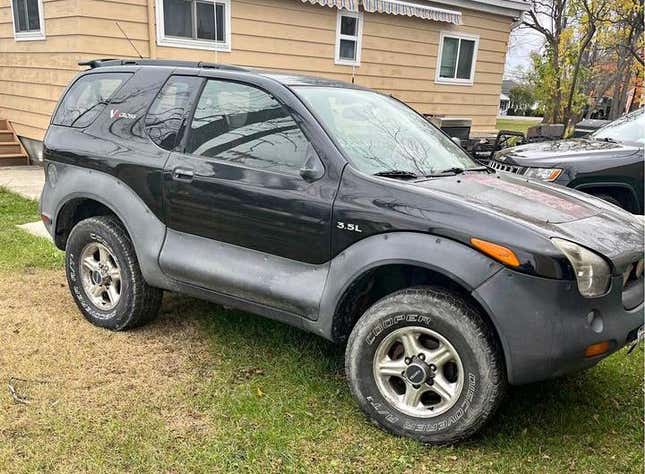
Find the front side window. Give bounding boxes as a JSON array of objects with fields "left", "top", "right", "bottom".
[
  {"left": 186, "top": 80, "right": 310, "bottom": 175},
  {"left": 335, "top": 11, "right": 362, "bottom": 66},
  {"left": 145, "top": 75, "right": 203, "bottom": 150},
  {"left": 437, "top": 33, "right": 478, "bottom": 84},
  {"left": 295, "top": 86, "right": 477, "bottom": 177},
  {"left": 11, "top": 0, "right": 45, "bottom": 40},
  {"left": 157, "top": 0, "right": 230, "bottom": 51},
  {"left": 53, "top": 73, "right": 132, "bottom": 128}
]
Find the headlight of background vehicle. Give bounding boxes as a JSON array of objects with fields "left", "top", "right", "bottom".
[
  {"left": 551, "top": 238, "right": 611, "bottom": 297},
  {"left": 524, "top": 167, "right": 562, "bottom": 182}
]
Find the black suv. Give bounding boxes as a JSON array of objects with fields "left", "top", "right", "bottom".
[
  {"left": 490, "top": 109, "right": 644, "bottom": 214},
  {"left": 40, "top": 60, "right": 644, "bottom": 444}
]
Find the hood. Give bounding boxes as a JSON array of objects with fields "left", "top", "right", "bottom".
[
  {"left": 495, "top": 138, "right": 640, "bottom": 167},
  {"left": 411, "top": 172, "right": 644, "bottom": 264},
  {"left": 414, "top": 172, "right": 599, "bottom": 225},
  {"left": 554, "top": 211, "right": 644, "bottom": 265}
]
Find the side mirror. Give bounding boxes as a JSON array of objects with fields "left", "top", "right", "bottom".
[
  {"left": 451, "top": 136, "right": 462, "bottom": 147},
  {"left": 299, "top": 144, "right": 324, "bottom": 182}
]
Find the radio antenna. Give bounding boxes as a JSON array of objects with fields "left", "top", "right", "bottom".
[{"left": 116, "top": 21, "right": 144, "bottom": 59}]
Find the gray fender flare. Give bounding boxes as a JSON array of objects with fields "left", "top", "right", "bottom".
[
  {"left": 308, "top": 232, "right": 505, "bottom": 341},
  {"left": 42, "top": 164, "right": 173, "bottom": 290}
]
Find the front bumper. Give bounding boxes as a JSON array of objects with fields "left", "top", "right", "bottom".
[{"left": 473, "top": 269, "right": 643, "bottom": 385}]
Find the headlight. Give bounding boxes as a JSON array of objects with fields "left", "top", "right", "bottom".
[
  {"left": 524, "top": 167, "right": 562, "bottom": 182},
  {"left": 551, "top": 238, "right": 610, "bottom": 297}
]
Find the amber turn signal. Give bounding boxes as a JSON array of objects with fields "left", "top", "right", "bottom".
[
  {"left": 470, "top": 238, "right": 521, "bottom": 267},
  {"left": 584, "top": 340, "right": 611, "bottom": 358}
]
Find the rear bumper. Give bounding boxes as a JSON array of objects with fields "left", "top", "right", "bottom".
[
  {"left": 38, "top": 170, "right": 56, "bottom": 241},
  {"left": 473, "top": 269, "right": 643, "bottom": 385}
]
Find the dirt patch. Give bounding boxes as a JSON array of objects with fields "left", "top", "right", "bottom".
[{"left": 0, "top": 269, "right": 214, "bottom": 450}]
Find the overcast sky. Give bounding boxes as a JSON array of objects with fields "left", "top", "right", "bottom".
[{"left": 504, "top": 27, "right": 545, "bottom": 79}]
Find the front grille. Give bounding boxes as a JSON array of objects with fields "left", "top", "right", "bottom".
[
  {"left": 622, "top": 259, "right": 644, "bottom": 310},
  {"left": 488, "top": 160, "right": 526, "bottom": 175}
]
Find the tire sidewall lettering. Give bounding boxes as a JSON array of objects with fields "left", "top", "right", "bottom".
[
  {"left": 360, "top": 311, "right": 481, "bottom": 434},
  {"left": 66, "top": 224, "right": 123, "bottom": 322},
  {"left": 366, "top": 314, "right": 432, "bottom": 345}
]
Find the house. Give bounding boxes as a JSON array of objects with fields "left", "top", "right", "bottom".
[
  {"left": 0, "top": 0, "right": 529, "bottom": 164},
  {"left": 498, "top": 78, "right": 517, "bottom": 116}
]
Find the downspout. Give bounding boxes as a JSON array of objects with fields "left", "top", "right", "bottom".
[{"left": 147, "top": 0, "right": 157, "bottom": 59}]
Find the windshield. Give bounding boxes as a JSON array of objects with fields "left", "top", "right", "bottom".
[
  {"left": 591, "top": 108, "right": 645, "bottom": 145},
  {"left": 294, "top": 87, "right": 478, "bottom": 176}
]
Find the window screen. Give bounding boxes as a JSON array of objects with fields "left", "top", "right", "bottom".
[
  {"left": 12, "top": 0, "right": 40, "bottom": 32},
  {"left": 186, "top": 80, "right": 309, "bottom": 175},
  {"left": 163, "top": 0, "right": 226, "bottom": 42},
  {"left": 145, "top": 75, "right": 203, "bottom": 150},
  {"left": 439, "top": 36, "right": 476, "bottom": 81},
  {"left": 336, "top": 12, "right": 362, "bottom": 64},
  {"left": 53, "top": 73, "right": 131, "bottom": 128}
]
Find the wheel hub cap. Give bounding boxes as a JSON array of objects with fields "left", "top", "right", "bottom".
[
  {"left": 405, "top": 358, "right": 431, "bottom": 385},
  {"left": 91, "top": 270, "right": 105, "bottom": 285}
]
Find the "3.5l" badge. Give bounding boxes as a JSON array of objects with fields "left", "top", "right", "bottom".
[{"left": 337, "top": 221, "right": 363, "bottom": 233}]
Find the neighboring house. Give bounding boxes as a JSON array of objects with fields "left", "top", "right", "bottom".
[
  {"left": 0, "top": 0, "right": 529, "bottom": 163},
  {"left": 498, "top": 78, "right": 517, "bottom": 116}
]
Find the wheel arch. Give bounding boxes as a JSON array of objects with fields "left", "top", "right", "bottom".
[
  {"left": 42, "top": 164, "right": 173, "bottom": 290},
  {"left": 315, "top": 233, "right": 506, "bottom": 344},
  {"left": 573, "top": 181, "right": 640, "bottom": 213},
  {"left": 54, "top": 195, "right": 122, "bottom": 250}
]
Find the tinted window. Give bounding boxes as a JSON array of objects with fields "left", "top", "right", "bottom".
[
  {"left": 186, "top": 80, "right": 309, "bottom": 174},
  {"left": 295, "top": 86, "right": 477, "bottom": 176},
  {"left": 145, "top": 75, "right": 203, "bottom": 150},
  {"left": 53, "top": 73, "right": 131, "bottom": 128}
]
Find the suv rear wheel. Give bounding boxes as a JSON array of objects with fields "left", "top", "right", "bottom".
[
  {"left": 65, "top": 216, "right": 162, "bottom": 330},
  {"left": 345, "top": 287, "right": 505, "bottom": 444}
]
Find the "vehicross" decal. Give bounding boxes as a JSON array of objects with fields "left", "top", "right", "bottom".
[{"left": 110, "top": 109, "right": 137, "bottom": 120}]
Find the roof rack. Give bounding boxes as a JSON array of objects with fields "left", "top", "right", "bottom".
[{"left": 78, "top": 58, "right": 248, "bottom": 72}]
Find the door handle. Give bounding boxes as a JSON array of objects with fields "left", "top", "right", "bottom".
[{"left": 172, "top": 167, "right": 194, "bottom": 182}]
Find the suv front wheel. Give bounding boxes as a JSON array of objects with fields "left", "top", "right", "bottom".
[
  {"left": 65, "top": 216, "right": 162, "bottom": 330},
  {"left": 345, "top": 287, "right": 506, "bottom": 444}
]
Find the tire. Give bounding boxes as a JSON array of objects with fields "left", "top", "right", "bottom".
[
  {"left": 345, "top": 287, "right": 506, "bottom": 444},
  {"left": 65, "top": 215, "right": 162, "bottom": 330}
]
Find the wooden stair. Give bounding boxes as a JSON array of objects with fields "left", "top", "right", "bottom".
[{"left": 0, "top": 119, "right": 30, "bottom": 166}]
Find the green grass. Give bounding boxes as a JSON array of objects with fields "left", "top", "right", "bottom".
[
  {"left": 0, "top": 188, "right": 63, "bottom": 270},
  {"left": 0, "top": 188, "right": 643, "bottom": 473},
  {"left": 496, "top": 118, "right": 542, "bottom": 134}
]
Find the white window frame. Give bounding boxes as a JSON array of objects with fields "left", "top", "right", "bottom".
[
  {"left": 10, "top": 0, "right": 46, "bottom": 41},
  {"left": 335, "top": 10, "right": 363, "bottom": 67},
  {"left": 155, "top": 0, "right": 232, "bottom": 52},
  {"left": 435, "top": 31, "right": 479, "bottom": 86}
]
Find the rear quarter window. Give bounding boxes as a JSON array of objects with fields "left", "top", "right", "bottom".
[{"left": 53, "top": 73, "right": 132, "bottom": 128}]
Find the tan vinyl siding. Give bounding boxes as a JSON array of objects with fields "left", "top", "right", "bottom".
[
  {"left": 0, "top": 0, "right": 512, "bottom": 140},
  {"left": 0, "top": 0, "right": 83, "bottom": 140}
]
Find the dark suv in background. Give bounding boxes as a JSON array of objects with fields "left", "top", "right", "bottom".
[
  {"left": 490, "top": 109, "right": 644, "bottom": 214},
  {"left": 40, "top": 60, "right": 644, "bottom": 444}
]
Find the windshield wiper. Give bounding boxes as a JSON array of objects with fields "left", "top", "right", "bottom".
[
  {"left": 598, "top": 137, "right": 617, "bottom": 143},
  {"left": 373, "top": 170, "right": 419, "bottom": 180},
  {"left": 424, "top": 166, "right": 488, "bottom": 177},
  {"left": 436, "top": 167, "right": 466, "bottom": 175}
]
